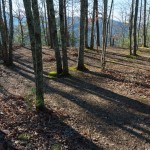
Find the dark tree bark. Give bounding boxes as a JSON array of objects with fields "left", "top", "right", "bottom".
[
  {"left": 95, "top": 0, "right": 100, "bottom": 47},
  {"left": 64, "top": 0, "right": 70, "bottom": 47},
  {"left": 2, "top": 0, "right": 8, "bottom": 40},
  {"left": 77, "top": 0, "right": 86, "bottom": 70},
  {"left": 0, "top": 0, "right": 8, "bottom": 65},
  {"left": 46, "top": 0, "right": 53, "bottom": 47},
  {"left": 138, "top": 0, "right": 142, "bottom": 47},
  {"left": 59, "top": 0, "right": 69, "bottom": 75},
  {"left": 8, "top": 0, "right": 13, "bottom": 65},
  {"left": 133, "top": 0, "right": 139, "bottom": 56},
  {"left": 46, "top": 0, "right": 63, "bottom": 75},
  {"left": 90, "top": 0, "right": 96, "bottom": 50},
  {"left": 143, "top": 0, "right": 147, "bottom": 47},
  {"left": 101, "top": 0, "right": 108, "bottom": 70},
  {"left": 85, "top": 0, "right": 89, "bottom": 49},
  {"left": 23, "top": 0, "right": 44, "bottom": 110},
  {"left": 129, "top": 0, "right": 134, "bottom": 55},
  {"left": 107, "top": 0, "right": 114, "bottom": 47}
]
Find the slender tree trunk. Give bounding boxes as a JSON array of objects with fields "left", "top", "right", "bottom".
[
  {"left": 64, "top": 0, "right": 70, "bottom": 47},
  {"left": 138, "top": 0, "right": 142, "bottom": 47},
  {"left": 2, "top": 0, "right": 8, "bottom": 41},
  {"left": 59, "top": 0, "right": 69, "bottom": 75},
  {"left": 90, "top": 0, "right": 96, "bottom": 49},
  {"left": 71, "top": 0, "right": 75, "bottom": 47},
  {"left": 133, "top": 0, "right": 139, "bottom": 56},
  {"left": 43, "top": 1, "right": 48, "bottom": 46},
  {"left": 0, "top": 0, "right": 8, "bottom": 65},
  {"left": 77, "top": 0, "right": 86, "bottom": 70},
  {"left": 8, "top": 0, "right": 13, "bottom": 65},
  {"left": 19, "top": 19, "right": 24, "bottom": 46},
  {"left": 23, "top": 0, "right": 44, "bottom": 110},
  {"left": 46, "top": 0, "right": 62, "bottom": 74},
  {"left": 146, "top": 8, "right": 150, "bottom": 47},
  {"left": 46, "top": 0, "right": 53, "bottom": 48},
  {"left": 143, "top": 0, "right": 147, "bottom": 47},
  {"left": 107, "top": 0, "right": 114, "bottom": 47},
  {"left": 129, "top": 0, "right": 134, "bottom": 55},
  {"left": 101, "top": 0, "right": 108, "bottom": 70},
  {"left": 95, "top": 0, "right": 100, "bottom": 47},
  {"left": 85, "top": 0, "right": 89, "bottom": 48}
]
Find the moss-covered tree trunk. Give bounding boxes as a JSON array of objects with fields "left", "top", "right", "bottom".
[{"left": 23, "top": 0, "right": 44, "bottom": 110}]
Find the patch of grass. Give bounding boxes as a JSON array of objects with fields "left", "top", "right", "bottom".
[
  {"left": 24, "top": 87, "right": 36, "bottom": 110},
  {"left": 51, "top": 143, "right": 61, "bottom": 150},
  {"left": 126, "top": 55, "right": 138, "bottom": 60},
  {"left": 18, "top": 133, "right": 30, "bottom": 141},
  {"left": 69, "top": 67, "right": 78, "bottom": 71},
  {"left": 48, "top": 71, "right": 58, "bottom": 78}
]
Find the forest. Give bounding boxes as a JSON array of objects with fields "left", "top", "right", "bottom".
[{"left": 0, "top": 0, "right": 150, "bottom": 149}]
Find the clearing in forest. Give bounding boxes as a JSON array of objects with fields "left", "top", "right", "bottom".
[{"left": 0, "top": 46, "right": 150, "bottom": 150}]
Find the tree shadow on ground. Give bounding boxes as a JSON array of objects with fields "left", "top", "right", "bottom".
[
  {"left": 85, "top": 70, "right": 150, "bottom": 89},
  {"left": 84, "top": 52, "right": 150, "bottom": 70},
  {"left": 44, "top": 76, "right": 150, "bottom": 143},
  {"left": 0, "top": 131, "right": 16, "bottom": 150},
  {"left": 0, "top": 96, "right": 103, "bottom": 150},
  {"left": 0, "top": 85, "right": 11, "bottom": 97},
  {"left": 85, "top": 49, "right": 150, "bottom": 62}
]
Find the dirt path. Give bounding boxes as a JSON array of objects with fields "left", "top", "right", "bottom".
[{"left": 0, "top": 47, "right": 150, "bottom": 149}]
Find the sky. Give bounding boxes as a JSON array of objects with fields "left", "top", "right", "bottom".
[{"left": 11, "top": 0, "right": 150, "bottom": 22}]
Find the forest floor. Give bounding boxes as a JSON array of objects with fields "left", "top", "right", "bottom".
[{"left": 0, "top": 46, "right": 150, "bottom": 150}]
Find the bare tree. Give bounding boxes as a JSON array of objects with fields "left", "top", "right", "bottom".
[
  {"left": 101, "top": 0, "right": 108, "bottom": 70},
  {"left": 23, "top": 0, "right": 44, "bottom": 110}
]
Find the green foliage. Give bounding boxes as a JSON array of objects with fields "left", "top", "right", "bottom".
[
  {"left": 48, "top": 71, "right": 58, "bottom": 78},
  {"left": 126, "top": 55, "right": 138, "bottom": 59},
  {"left": 24, "top": 87, "right": 36, "bottom": 110},
  {"left": 18, "top": 133, "right": 30, "bottom": 141},
  {"left": 51, "top": 144, "right": 61, "bottom": 150},
  {"left": 69, "top": 67, "right": 78, "bottom": 71}
]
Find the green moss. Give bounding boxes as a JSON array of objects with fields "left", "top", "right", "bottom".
[
  {"left": 48, "top": 71, "right": 58, "bottom": 78},
  {"left": 51, "top": 144, "right": 61, "bottom": 150},
  {"left": 126, "top": 55, "right": 138, "bottom": 59},
  {"left": 18, "top": 133, "right": 30, "bottom": 141},
  {"left": 69, "top": 67, "right": 78, "bottom": 71}
]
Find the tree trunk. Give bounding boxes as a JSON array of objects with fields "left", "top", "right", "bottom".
[
  {"left": 46, "top": 0, "right": 63, "bottom": 75},
  {"left": 129, "top": 0, "right": 134, "bottom": 55},
  {"left": 90, "top": 0, "right": 96, "bottom": 49},
  {"left": 138, "top": 0, "right": 142, "bottom": 47},
  {"left": 46, "top": 0, "right": 53, "bottom": 47},
  {"left": 85, "top": 0, "right": 89, "bottom": 49},
  {"left": 95, "top": 0, "right": 100, "bottom": 47},
  {"left": 77, "top": 0, "right": 86, "bottom": 70},
  {"left": 8, "top": 0, "right": 13, "bottom": 66},
  {"left": 23, "top": 0, "right": 44, "bottom": 110},
  {"left": 143, "top": 0, "right": 147, "bottom": 47},
  {"left": 133, "top": 0, "right": 139, "bottom": 56},
  {"left": 2, "top": 0, "right": 8, "bottom": 41},
  {"left": 64, "top": 0, "right": 70, "bottom": 47},
  {"left": 0, "top": 0, "right": 8, "bottom": 65},
  {"left": 101, "top": 0, "right": 108, "bottom": 70},
  {"left": 59, "top": 0, "right": 69, "bottom": 75}
]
